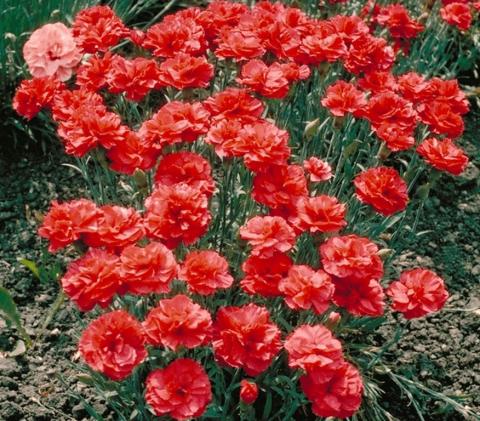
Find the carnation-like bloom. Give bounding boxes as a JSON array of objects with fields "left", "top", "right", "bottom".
[
  {"left": 241, "top": 252, "right": 292, "bottom": 297},
  {"left": 353, "top": 167, "right": 409, "bottom": 216},
  {"left": 319, "top": 234, "right": 384, "bottom": 281},
  {"left": 75, "top": 52, "right": 113, "bottom": 91},
  {"left": 61, "top": 248, "right": 120, "bottom": 311},
  {"left": 240, "top": 380, "right": 259, "bottom": 405},
  {"left": 417, "top": 137, "right": 469, "bottom": 176},
  {"left": 321, "top": 80, "right": 366, "bottom": 117},
  {"left": 344, "top": 34, "right": 395, "bottom": 75},
  {"left": 239, "top": 215, "right": 296, "bottom": 257},
  {"left": 418, "top": 100, "right": 465, "bottom": 139},
  {"left": 357, "top": 71, "right": 398, "bottom": 94},
  {"left": 376, "top": 4, "right": 424, "bottom": 39},
  {"left": 144, "top": 184, "right": 211, "bottom": 249},
  {"left": 83, "top": 205, "right": 144, "bottom": 250},
  {"left": 143, "top": 294, "right": 212, "bottom": 351},
  {"left": 333, "top": 277, "right": 385, "bottom": 317},
  {"left": 291, "top": 195, "right": 347, "bottom": 234},
  {"left": 303, "top": 158, "right": 333, "bottom": 182},
  {"left": 38, "top": 199, "right": 100, "bottom": 252},
  {"left": 13, "top": 77, "right": 64, "bottom": 120},
  {"left": 279, "top": 265, "right": 334, "bottom": 314},
  {"left": 179, "top": 250, "right": 234, "bottom": 295},
  {"left": 119, "top": 242, "right": 178, "bottom": 295},
  {"left": 158, "top": 53, "right": 214, "bottom": 90},
  {"left": 440, "top": 2, "right": 472, "bottom": 31},
  {"left": 300, "top": 361, "right": 363, "bottom": 419},
  {"left": 79, "top": 310, "right": 146, "bottom": 381},
  {"left": 284, "top": 324, "right": 344, "bottom": 380},
  {"left": 212, "top": 304, "right": 282, "bottom": 376},
  {"left": 386, "top": 268, "right": 449, "bottom": 319},
  {"left": 23, "top": 22, "right": 82, "bottom": 81},
  {"left": 154, "top": 151, "right": 215, "bottom": 197},
  {"left": 72, "top": 6, "right": 127, "bottom": 53},
  {"left": 145, "top": 359, "right": 212, "bottom": 420},
  {"left": 215, "top": 27, "right": 266, "bottom": 61}
]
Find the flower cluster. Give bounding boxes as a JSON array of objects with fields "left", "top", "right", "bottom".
[{"left": 18, "top": 1, "right": 465, "bottom": 419}]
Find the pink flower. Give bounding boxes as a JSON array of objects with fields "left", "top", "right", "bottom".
[{"left": 23, "top": 23, "right": 82, "bottom": 81}]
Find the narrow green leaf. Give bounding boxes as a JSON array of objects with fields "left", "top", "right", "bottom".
[
  {"left": 0, "top": 286, "right": 31, "bottom": 348},
  {"left": 18, "top": 258, "right": 40, "bottom": 279}
]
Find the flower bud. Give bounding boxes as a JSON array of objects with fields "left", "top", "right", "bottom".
[
  {"left": 325, "top": 311, "right": 341, "bottom": 330},
  {"left": 240, "top": 380, "right": 259, "bottom": 405}
]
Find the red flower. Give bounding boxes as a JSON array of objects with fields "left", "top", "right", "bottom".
[
  {"left": 299, "top": 23, "right": 348, "bottom": 65},
  {"left": 291, "top": 195, "right": 347, "bottom": 234},
  {"left": 179, "top": 250, "right": 234, "bottom": 296},
  {"left": 237, "top": 60, "right": 289, "bottom": 99},
  {"left": 376, "top": 5, "right": 424, "bottom": 39},
  {"left": 61, "top": 249, "right": 120, "bottom": 311},
  {"left": 38, "top": 199, "right": 100, "bottom": 252},
  {"left": 375, "top": 124, "right": 415, "bottom": 152},
  {"left": 143, "top": 14, "right": 207, "bottom": 58},
  {"left": 417, "top": 101, "right": 464, "bottom": 138},
  {"left": 357, "top": 71, "right": 398, "bottom": 94},
  {"left": 215, "top": 27, "right": 266, "bottom": 61},
  {"left": 417, "top": 137, "right": 469, "bottom": 176},
  {"left": 139, "top": 101, "right": 210, "bottom": 148},
  {"left": 320, "top": 234, "right": 384, "bottom": 281},
  {"left": 79, "top": 310, "right": 146, "bottom": 381},
  {"left": 158, "top": 53, "right": 214, "bottom": 90},
  {"left": 119, "top": 242, "right": 178, "bottom": 295},
  {"left": 83, "top": 205, "right": 145, "bottom": 250},
  {"left": 279, "top": 265, "right": 334, "bottom": 314},
  {"left": 106, "top": 55, "right": 160, "bottom": 101},
  {"left": 240, "top": 215, "right": 296, "bottom": 257},
  {"left": 440, "top": 3, "right": 472, "bottom": 31},
  {"left": 353, "top": 167, "right": 409, "bottom": 216},
  {"left": 344, "top": 34, "right": 395, "bottom": 75},
  {"left": 386, "top": 269, "right": 449, "bottom": 319},
  {"left": 333, "top": 277, "right": 385, "bottom": 317},
  {"left": 427, "top": 78, "right": 469, "bottom": 115},
  {"left": 329, "top": 15, "right": 370, "bottom": 45},
  {"left": 212, "top": 304, "right": 282, "bottom": 376},
  {"left": 107, "top": 131, "right": 160, "bottom": 175},
  {"left": 204, "top": 119, "right": 244, "bottom": 158},
  {"left": 199, "top": 1, "right": 248, "bottom": 40},
  {"left": 154, "top": 151, "right": 215, "bottom": 197},
  {"left": 236, "top": 121, "right": 291, "bottom": 171},
  {"left": 304, "top": 158, "right": 333, "bottom": 182},
  {"left": 143, "top": 294, "right": 212, "bottom": 351},
  {"left": 73, "top": 6, "right": 127, "bottom": 53},
  {"left": 252, "top": 165, "right": 308, "bottom": 212},
  {"left": 144, "top": 184, "right": 211, "bottom": 249},
  {"left": 204, "top": 88, "right": 264, "bottom": 123},
  {"left": 300, "top": 361, "right": 363, "bottom": 419},
  {"left": 240, "top": 380, "right": 259, "bottom": 405},
  {"left": 284, "top": 324, "right": 344, "bottom": 379},
  {"left": 145, "top": 359, "right": 212, "bottom": 420},
  {"left": 240, "top": 252, "right": 293, "bottom": 297},
  {"left": 397, "top": 72, "right": 432, "bottom": 102},
  {"left": 13, "top": 77, "right": 64, "bottom": 120},
  {"left": 322, "top": 80, "right": 366, "bottom": 118},
  {"left": 76, "top": 52, "right": 113, "bottom": 91},
  {"left": 52, "top": 88, "right": 106, "bottom": 122}
]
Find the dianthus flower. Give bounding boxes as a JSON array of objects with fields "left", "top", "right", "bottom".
[
  {"left": 215, "top": 27, "right": 266, "bottom": 61},
  {"left": 83, "top": 205, "right": 144, "bottom": 250},
  {"left": 291, "top": 195, "right": 347, "bottom": 233},
  {"left": 321, "top": 80, "right": 367, "bottom": 117},
  {"left": 119, "top": 242, "right": 178, "bottom": 295},
  {"left": 23, "top": 23, "right": 82, "bottom": 81},
  {"left": 61, "top": 249, "right": 120, "bottom": 311},
  {"left": 212, "top": 304, "right": 282, "bottom": 376},
  {"left": 72, "top": 6, "right": 127, "bottom": 53},
  {"left": 386, "top": 269, "right": 449, "bottom": 319},
  {"left": 417, "top": 137, "right": 469, "bottom": 175},
  {"left": 303, "top": 158, "right": 333, "bottom": 182},
  {"left": 240, "top": 215, "right": 296, "bottom": 257},
  {"left": 284, "top": 324, "right": 344, "bottom": 379},
  {"left": 344, "top": 34, "right": 395, "bottom": 74},
  {"left": 440, "top": 3, "right": 472, "bottom": 31},
  {"left": 319, "top": 234, "right": 384, "bottom": 281},
  {"left": 299, "top": 23, "right": 348, "bottom": 65},
  {"left": 375, "top": 124, "right": 415, "bottom": 152},
  {"left": 145, "top": 359, "right": 212, "bottom": 420},
  {"left": 179, "top": 250, "right": 234, "bottom": 296},
  {"left": 144, "top": 184, "right": 211, "bottom": 249},
  {"left": 75, "top": 52, "right": 113, "bottom": 91},
  {"left": 357, "top": 71, "right": 398, "bottom": 94},
  {"left": 79, "top": 310, "right": 146, "bottom": 381},
  {"left": 154, "top": 151, "right": 215, "bottom": 197},
  {"left": 240, "top": 252, "right": 293, "bottom": 297},
  {"left": 143, "top": 295, "right": 212, "bottom": 350},
  {"left": 333, "top": 277, "right": 385, "bottom": 317},
  {"left": 300, "top": 361, "right": 363, "bottom": 419},
  {"left": 157, "top": 53, "right": 214, "bottom": 90},
  {"left": 279, "top": 265, "right": 334, "bottom": 314},
  {"left": 38, "top": 199, "right": 100, "bottom": 252},
  {"left": 353, "top": 167, "right": 409, "bottom": 216},
  {"left": 376, "top": 4, "right": 424, "bottom": 39},
  {"left": 204, "top": 119, "right": 245, "bottom": 158},
  {"left": 417, "top": 101, "right": 464, "bottom": 138},
  {"left": 13, "top": 77, "right": 64, "bottom": 120}
]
